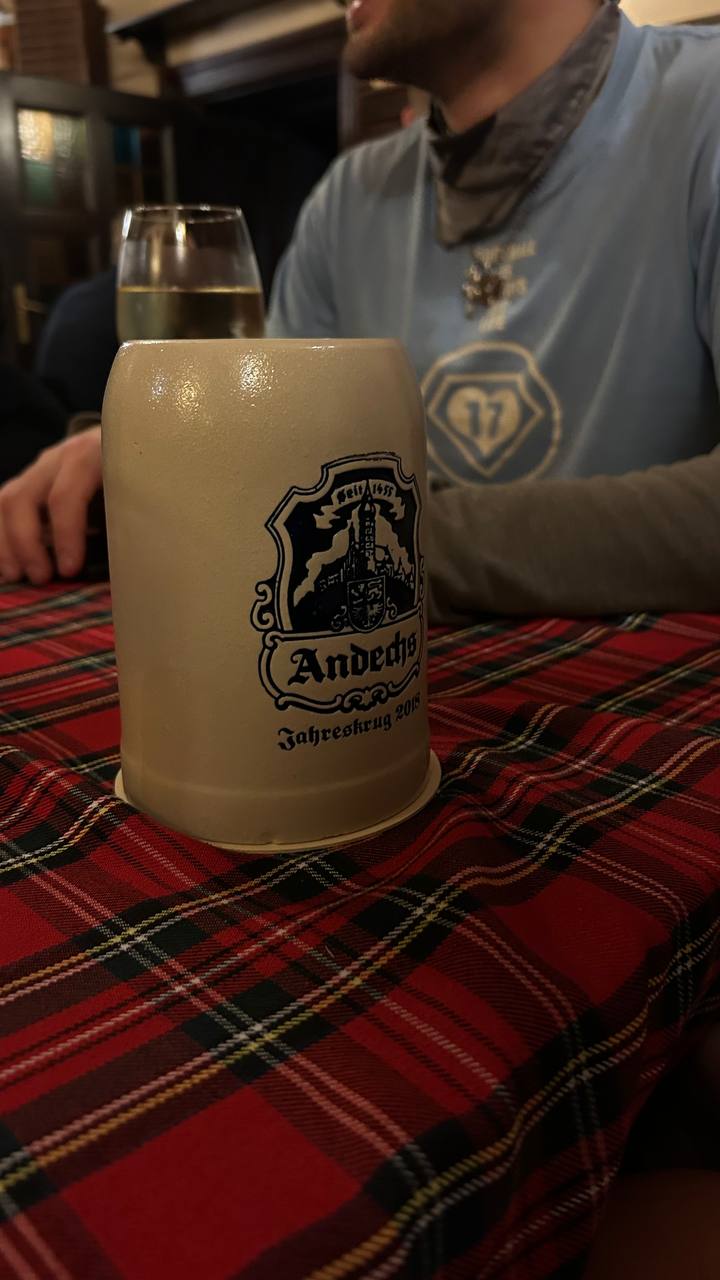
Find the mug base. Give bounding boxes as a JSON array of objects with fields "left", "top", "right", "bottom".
[{"left": 114, "top": 753, "right": 442, "bottom": 853}]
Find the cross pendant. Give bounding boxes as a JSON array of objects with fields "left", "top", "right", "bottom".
[{"left": 462, "top": 263, "right": 506, "bottom": 317}]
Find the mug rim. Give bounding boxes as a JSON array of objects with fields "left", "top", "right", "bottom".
[{"left": 116, "top": 337, "right": 406, "bottom": 349}]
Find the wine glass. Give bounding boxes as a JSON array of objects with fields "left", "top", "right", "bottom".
[{"left": 116, "top": 205, "right": 265, "bottom": 343}]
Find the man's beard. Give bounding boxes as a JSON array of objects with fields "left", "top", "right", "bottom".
[{"left": 343, "top": 0, "right": 502, "bottom": 92}]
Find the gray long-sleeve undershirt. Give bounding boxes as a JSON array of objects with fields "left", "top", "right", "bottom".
[{"left": 427, "top": 451, "right": 720, "bottom": 623}]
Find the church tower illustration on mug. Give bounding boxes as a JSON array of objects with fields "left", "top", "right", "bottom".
[{"left": 312, "top": 480, "right": 415, "bottom": 633}]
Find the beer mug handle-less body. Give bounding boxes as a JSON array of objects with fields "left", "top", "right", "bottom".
[{"left": 103, "top": 339, "right": 440, "bottom": 851}]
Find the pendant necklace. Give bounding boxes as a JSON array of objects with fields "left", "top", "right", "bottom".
[{"left": 461, "top": 176, "right": 547, "bottom": 319}]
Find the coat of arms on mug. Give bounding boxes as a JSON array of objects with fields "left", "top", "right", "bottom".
[{"left": 252, "top": 453, "right": 424, "bottom": 714}]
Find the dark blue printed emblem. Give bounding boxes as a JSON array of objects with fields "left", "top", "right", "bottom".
[{"left": 252, "top": 453, "right": 423, "bottom": 714}]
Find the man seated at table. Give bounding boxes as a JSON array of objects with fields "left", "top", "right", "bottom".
[{"left": 2, "top": 0, "right": 720, "bottom": 624}]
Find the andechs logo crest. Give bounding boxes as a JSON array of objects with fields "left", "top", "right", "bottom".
[{"left": 252, "top": 453, "right": 423, "bottom": 714}]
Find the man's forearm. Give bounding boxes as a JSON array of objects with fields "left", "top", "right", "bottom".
[{"left": 427, "top": 452, "right": 720, "bottom": 622}]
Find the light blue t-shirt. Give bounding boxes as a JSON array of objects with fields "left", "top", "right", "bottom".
[{"left": 268, "top": 15, "right": 720, "bottom": 488}]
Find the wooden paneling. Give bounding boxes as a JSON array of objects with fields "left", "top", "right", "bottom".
[
  {"left": 14, "top": 0, "right": 108, "bottom": 85},
  {"left": 0, "top": 71, "right": 179, "bottom": 361},
  {"left": 108, "top": 0, "right": 306, "bottom": 47},
  {"left": 175, "top": 16, "right": 344, "bottom": 100}
]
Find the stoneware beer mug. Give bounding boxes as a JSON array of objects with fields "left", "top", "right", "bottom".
[{"left": 103, "top": 338, "right": 441, "bottom": 851}]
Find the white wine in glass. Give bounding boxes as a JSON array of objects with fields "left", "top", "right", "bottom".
[{"left": 116, "top": 205, "right": 265, "bottom": 342}]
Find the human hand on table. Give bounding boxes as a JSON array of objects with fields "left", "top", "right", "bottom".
[{"left": 0, "top": 425, "right": 102, "bottom": 585}]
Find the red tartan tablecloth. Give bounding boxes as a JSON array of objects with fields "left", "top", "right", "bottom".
[{"left": 1, "top": 582, "right": 720, "bottom": 1280}]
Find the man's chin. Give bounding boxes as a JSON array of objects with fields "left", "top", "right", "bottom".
[{"left": 343, "top": 34, "right": 392, "bottom": 81}]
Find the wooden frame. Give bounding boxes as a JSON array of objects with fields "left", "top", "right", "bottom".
[
  {"left": 0, "top": 71, "right": 179, "bottom": 359},
  {"left": 174, "top": 18, "right": 346, "bottom": 101},
  {"left": 108, "top": 0, "right": 291, "bottom": 49},
  {"left": 110, "top": 0, "right": 346, "bottom": 103}
]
